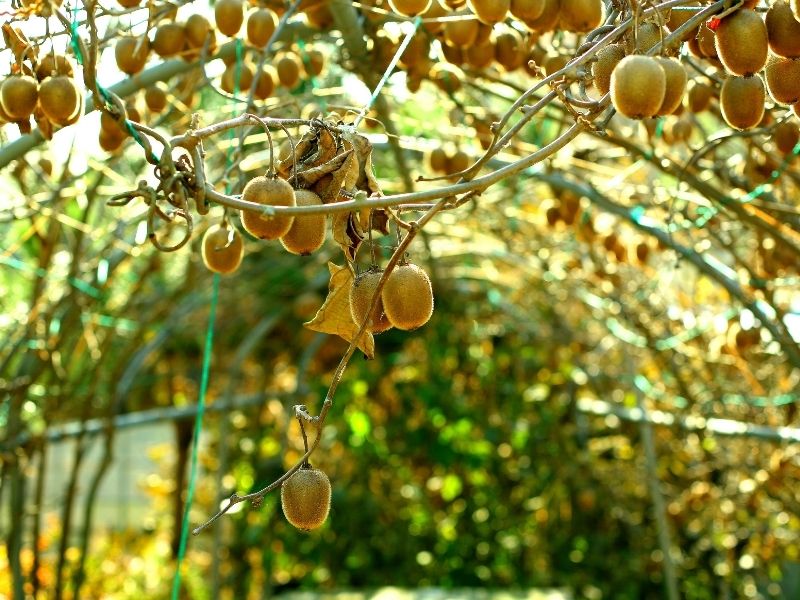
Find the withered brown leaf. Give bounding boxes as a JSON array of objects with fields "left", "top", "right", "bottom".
[{"left": 304, "top": 262, "right": 375, "bottom": 359}]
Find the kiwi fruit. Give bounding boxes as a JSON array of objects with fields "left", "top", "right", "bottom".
[
  {"left": 37, "top": 75, "right": 81, "bottom": 125},
  {"left": 444, "top": 12, "right": 480, "bottom": 47},
  {"left": 220, "top": 61, "right": 254, "bottom": 93},
  {"left": 720, "top": 75, "right": 765, "bottom": 130},
  {"left": 381, "top": 263, "right": 434, "bottom": 330},
  {"left": 793, "top": 0, "right": 800, "bottom": 20},
  {"left": 559, "top": 0, "right": 602, "bottom": 32},
  {"left": 511, "top": 0, "right": 545, "bottom": 20},
  {"left": 521, "top": 0, "right": 560, "bottom": 32},
  {"left": 115, "top": 36, "right": 150, "bottom": 75},
  {"left": 686, "top": 79, "right": 713, "bottom": 112},
  {"left": 1, "top": 75, "right": 39, "bottom": 120},
  {"left": 654, "top": 57, "right": 687, "bottom": 116},
  {"left": 766, "top": 1, "right": 800, "bottom": 58},
  {"left": 215, "top": 0, "right": 245, "bottom": 37},
  {"left": 350, "top": 269, "right": 393, "bottom": 333},
  {"left": 399, "top": 35, "right": 431, "bottom": 69},
  {"left": 277, "top": 53, "right": 302, "bottom": 89},
  {"left": 429, "top": 147, "right": 448, "bottom": 172},
  {"left": 446, "top": 148, "right": 470, "bottom": 174},
  {"left": 35, "top": 54, "right": 73, "bottom": 80},
  {"left": 201, "top": 223, "right": 245, "bottom": 274},
  {"left": 247, "top": 8, "right": 278, "bottom": 47},
  {"left": 635, "top": 241, "right": 650, "bottom": 263},
  {"left": 117, "top": 0, "right": 140, "bottom": 6},
  {"left": 666, "top": 7, "right": 700, "bottom": 42},
  {"left": 152, "top": 22, "right": 186, "bottom": 58},
  {"left": 240, "top": 176, "right": 296, "bottom": 240},
  {"left": 773, "top": 121, "right": 800, "bottom": 153},
  {"left": 611, "top": 55, "right": 666, "bottom": 119},
  {"left": 99, "top": 128, "right": 125, "bottom": 152},
  {"left": 465, "top": 39, "right": 495, "bottom": 69},
  {"left": 591, "top": 43, "right": 625, "bottom": 96},
  {"left": 765, "top": 55, "right": 800, "bottom": 104},
  {"left": 494, "top": 29, "right": 526, "bottom": 71},
  {"left": 715, "top": 9, "right": 768, "bottom": 76},
  {"left": 185, "top": 14, "right": 215, "bottom": 50},
  {"left": 304, "top": 48, "right": 326, "bottom": 77},
  {"left": 281, "top": 466, "right": 331, "bottom": 531},
  {"left": 254, "top": 66, "right": 277, "bottom": 100},
  {"left": 634, "top": 22, "right": 665, "bottom": 53},
  {"left": 542, "top": 53, "right": 569, "bottom": 76},
  {"left": 440, "top": 42, "right": 466, "bottom": 66},
  {"left": 144, "top": 84, "right": 168, "bottom": 113},
  {"left": 430, "top": 63, "right": 463, "bottom": 93},
  {"left": 469, "top": 0, "right": 510, "bottom": 24},
  {"left": 305, "top": 3, "right": 335, "bottom": 29},
  {"left": 279, "top": 190, "right": 326, "bottom": 255},
  {"left": 389, "top": 0, "right": 432, "bottom": 15}
]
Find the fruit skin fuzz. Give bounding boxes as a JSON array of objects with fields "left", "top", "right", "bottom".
[
  {"left": 280, "top": 466, "right": 332, "bottom": 531},
  {"left": 381, "top": 263, "right": 434, "bottom": 331}
]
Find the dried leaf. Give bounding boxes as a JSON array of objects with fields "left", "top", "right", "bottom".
[
  {"left": 316, "top": 150, "right": 357, "bottom": 203},
  {"left": 293, "top": 149, "right": 352, "bottom": 187},
  {"left": 304, "top": 262, "right": 375, "bottom": 359},
  {"left": 332, "top": 211, "right": 365, "bottom": 262},
  {"left": 2, "top": 25, "right": 36, "bottom": 62}
]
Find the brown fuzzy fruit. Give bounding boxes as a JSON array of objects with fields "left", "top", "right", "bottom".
[
  {"left": 510, "top": 0, "right": 545, "bottom": 20},
  {"left": 240, "top": 176, "right": 296, "bottom": 240},
  {"left": 686, "top": 80, "right": 713, "bottom": 112},
  {"left": 494, "top": 29, "right": 526, "bottom": 71},
  {"left": 444, "top": 13, "right": 480, "bottom": 47},
  {"left": 220, "top": 61, "right": 254, "bottom": 93},
  {"left": 465, "top": 39, "right": 495, "bottom": 69},
  {"left": 793, "top": 0, "right": 800, "bottom": 20},
  {"left": 446, "top": 149, "right": 470, "bottom": 174},
  {"left": 720, "top": 75, "right": 765, "bottom": 130},
  {"left": 281, "top": 466, "right": 331, "bottom": 531},
  {"left": 773, "top": 120, "right": 800, "bottom": 153},
  {"left": 381, "top": 263, "right": 434, "bottom": 330},
  {"left": 144, "top": 85, "right": 168, "bottom": 113},
  {"left": 591, "top": 43, "right": 625, "bottom": 96},
  {"left": 522, "top": 0, "right": 560, "bottom": 32},
  {"left": 99, "top": 128, "right": 125, "bottom": 152},
  {"left": 469, "top": 0, "right": 510, "bottom": 24},
  {"left": 35, "top": 54, "right": 73, "bottom": 80},
  {"left": 115, "top": 36, "right": 150, "bottom": 75},
  {"left": 431, "top": 63, "right": 463, "bottom": 93},
  {"left": 247, "top": 8, "right": 278, "bottom": 47},
  {"left": 766, "top": 1, "right": 800, "bottom": 58},
  {"left": 654, "top": 57, "right": 687, "bottom": 116},
  {"left": 429, "top": 147, "right": 448, "bottom": 172},
  {"left": 279, "top": 190, "right": 326, "bottom": 255},
  {"left": 185, "top": 14, "right": 215, "bottom": 49},
  {"left": 610, "top": 55, "right": 666, "bottom": 119},
  {"left": 304, "top": 48, "right": 326, "bottom": 77},
  {"left": 38, "top": 76, "right": 81, "bottom": 125},
  {"left": 765, "top": 56, "right": 800, "bottom": 105},
  {"left": 152, "top": 22, "right": 186, "bottom": 58},
  {"left": 117, "top": 0, "right": 140, "bottom": 6},
  {"left": 629, "top": 21, "right": 663, "bottom": 53},
  {"left": 277, "top": 53, "right": 302, "bottom": 89},
  {"left": 215, "top": 0, "right": 245, "bottom": 37},
  {"left": 201, "top": 223, "right": 244, "bottom": 274},
  {"left": 388, "top": 0, "right": 432, "bottom": 15},
  {"left": 254, "top": 67, "right": 277, "bottom": 100},
  {"left": 714, "top": 9, "right": 768, "bottom": 76},
  {"left": 1, "top": 75, "right": 39, "bottom": 120},
  {"left": 350, "top": 269, "right": 393, "bottom": 333},
  {"left": 560, "top": 0, "right": 602, "bottom": 32}
]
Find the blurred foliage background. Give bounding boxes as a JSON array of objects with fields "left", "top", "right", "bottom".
[{"left": 2, "top": 0, "right": 800, "bottom": 598}]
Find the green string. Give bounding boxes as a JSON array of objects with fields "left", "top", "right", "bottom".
[
  {"left": 171, "top": 38, "right": 242, "bottom": 600},
  {"left": 69, "top": 5, "right": 158, "bottom": 162},
  {"left": 170, "top": 273, "right": 220, "bottom": 599}
]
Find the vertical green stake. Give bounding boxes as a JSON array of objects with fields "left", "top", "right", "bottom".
[
  {"left": 171, "top": 273, "right": 220, "bottom": 599},
  {"left": 172, "top": 36, "right": 242, "bottom": 600}
]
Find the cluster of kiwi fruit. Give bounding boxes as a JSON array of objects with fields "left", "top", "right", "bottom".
[
  {"left": 0, "top": 52, "right": 83, "bottom": 131},
  {"left": 427, "top": 145, "right": 470, "bottom": 178},
  {"left": 280, "top": 464, "right": 331, "bottom": 531},
  {"left": 349, "top": 261, "right": 435, "bottom": 332},
  {"left": 544, "top": 190, "right": 654, "bottom": 265},
  {"left": 200, "top": 173, "right": 327, "bottom": 275}
]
